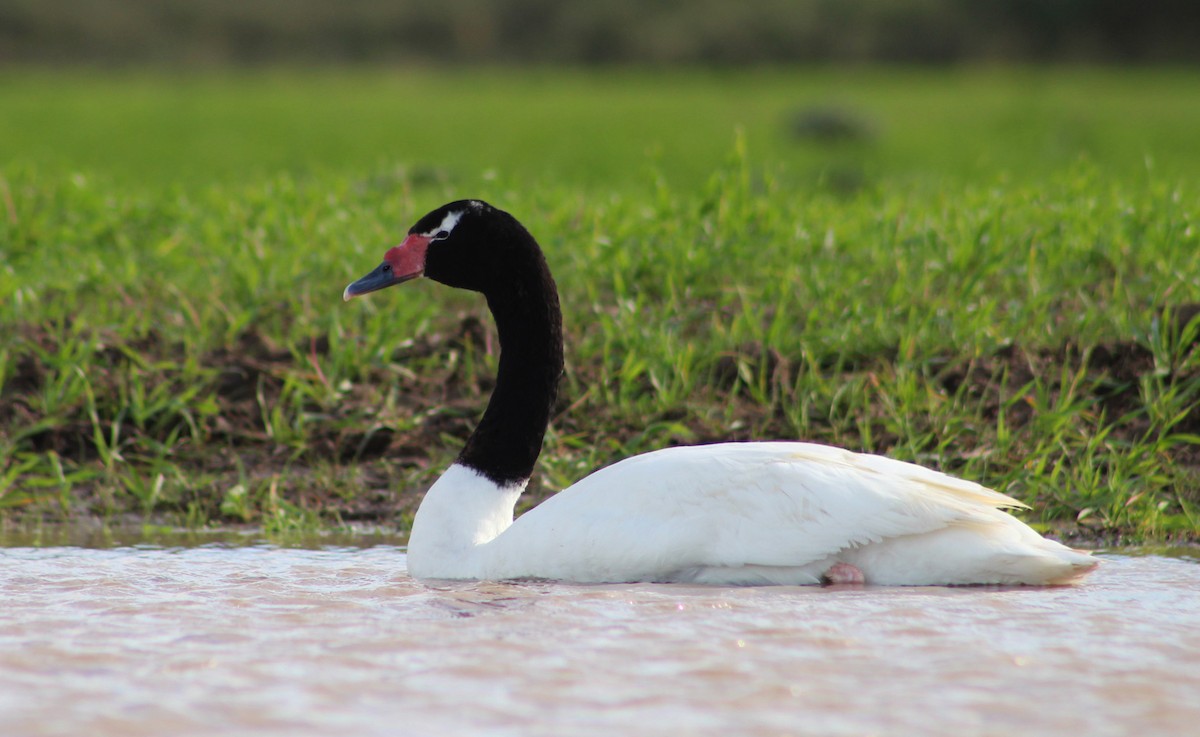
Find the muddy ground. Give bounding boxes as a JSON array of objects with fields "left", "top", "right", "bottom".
[{"left": 2, "top": 304, "right": 1198, "bottom": 544}]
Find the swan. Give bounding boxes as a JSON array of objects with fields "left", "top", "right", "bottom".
[{"left": 344, "top": 199, "right": 1097, "bottom": 586}]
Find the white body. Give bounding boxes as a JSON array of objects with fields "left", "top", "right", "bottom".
[{"left": 406, "top": 442, "right": 1096, "bottom": 586}]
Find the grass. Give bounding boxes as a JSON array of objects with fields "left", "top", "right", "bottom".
[
  {"left": 5, "top": 67, "right": 1200, "bottom": 189},
  {"left": 1, "top": 67, "right": 1198, "bottom": 543}
]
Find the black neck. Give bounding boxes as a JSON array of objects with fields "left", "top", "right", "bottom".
[{"left": 457, "top": 246, "right": 564, "bottom": 486}]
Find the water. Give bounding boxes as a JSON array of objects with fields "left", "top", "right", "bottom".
[{"left": 2, "top": 545, "right": 1197, "bottom": 737}]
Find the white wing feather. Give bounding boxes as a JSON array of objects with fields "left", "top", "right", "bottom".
[{"left": 476, "top": 442, "right": 1094, "bottom": 585}]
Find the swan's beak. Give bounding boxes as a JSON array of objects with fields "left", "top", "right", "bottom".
[
  {"left": 343, "top": 234, "right": 430, "bottom": 301},
  {"left": 343, "top": 262, "right": 410, "bottom": 301}
]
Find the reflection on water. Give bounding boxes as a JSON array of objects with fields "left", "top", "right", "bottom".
[{"left": 1, "top": 545, "right": 1197, "bottom": 737}]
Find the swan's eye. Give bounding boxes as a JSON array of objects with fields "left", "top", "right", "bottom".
[
  {"left": 433, "top": 230, "right": 450, "bottom": 241},
  {"left": 382, "top": 264, "right": 392, "bottom": 272}
]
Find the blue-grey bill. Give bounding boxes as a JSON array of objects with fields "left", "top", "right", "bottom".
[{"left": 343, "top": 262, "right": 418, "bottom": 301}]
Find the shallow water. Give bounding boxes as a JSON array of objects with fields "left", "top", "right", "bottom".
[{"left": 1, "top": 546, "right": 1197, "bottom": 737}]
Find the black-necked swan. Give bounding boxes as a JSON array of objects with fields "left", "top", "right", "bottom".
[{"left": 344, "top": 199, "right": 1097, "bottom": 586}]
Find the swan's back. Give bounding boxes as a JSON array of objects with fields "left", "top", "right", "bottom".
[{"left": 483, "top": 442, "right": 1096, "bottom": 586}]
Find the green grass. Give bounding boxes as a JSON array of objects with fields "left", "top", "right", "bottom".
[
  {"left": 5, "top": 67, "right": 1200, "bottom": 189},
  {"left": 1, "top": 67, "right": 1198, "bottom": 542}
]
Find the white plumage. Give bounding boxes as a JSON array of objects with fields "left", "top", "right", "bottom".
[{"left": 406, "top": 442, "right": 1097, "bottom": 586}]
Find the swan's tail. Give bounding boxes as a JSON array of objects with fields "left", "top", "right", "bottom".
[
  {"left": 995, "top": 537, "right": 1098, "bottom": 585},
  {"left": 843, "top": 519, "right": 1099, "bottom": 586}
]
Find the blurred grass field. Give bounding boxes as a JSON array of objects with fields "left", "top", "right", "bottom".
[
  {"left": 5, "top": 68, "right": 1200, "bottom": 189},
  {"left": 1, "top": 68, "right": 1198, "bottom": 541}
]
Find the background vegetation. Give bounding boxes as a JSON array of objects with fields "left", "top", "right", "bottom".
[
  {"left": 2, "top": 0, "right": 1199, "bottom": 541},
  {"left": 1, "top": 66, "right": 1197, "bottom": 542},
  {"left": 2, "top": 0, "right": 1199, "bottom": 65}
]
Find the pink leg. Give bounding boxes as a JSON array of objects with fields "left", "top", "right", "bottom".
[{"left": 822, "top": 562, "right": 866, "bottom": 586}]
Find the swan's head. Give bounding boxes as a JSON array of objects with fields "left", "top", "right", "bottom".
[{"left": 344, "top": 199, "right": 523, "bottom": 300}]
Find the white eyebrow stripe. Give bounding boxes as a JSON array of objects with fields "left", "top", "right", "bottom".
[{"left": 424, "top": 210, "right": 464, "bottom": 237}]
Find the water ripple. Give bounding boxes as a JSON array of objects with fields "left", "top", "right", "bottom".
[{"left": 1, "top": 547, "right": 1197, "bottom": 737}]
